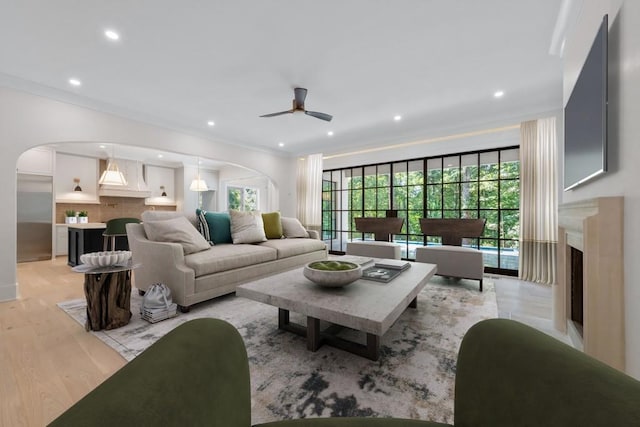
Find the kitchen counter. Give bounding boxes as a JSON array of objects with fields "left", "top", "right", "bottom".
[{"left": 66, "top": 222, "right": 107, "bottom": 229}]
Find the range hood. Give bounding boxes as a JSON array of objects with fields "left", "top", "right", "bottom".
[{"left": 99, "top": 158, "right": 152, "bottom": 198}]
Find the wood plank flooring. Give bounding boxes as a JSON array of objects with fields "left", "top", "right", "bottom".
[
  {"left": 1, "top": 257, "right": 125, "bottom": 426},
  {"left": 1, "top": 258, "right": 568, "bottom": 426}
]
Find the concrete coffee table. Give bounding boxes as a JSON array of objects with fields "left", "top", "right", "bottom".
[{"left": 236, "top": 259, "right": 437, "bottom": 360}]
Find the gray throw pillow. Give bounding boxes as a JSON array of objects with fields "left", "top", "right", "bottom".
[
  {"left": 143, "top": 216, "right": 211, "bottom": 255},
  {"left": 281, "top": 217, "right": 309, "bottom": 238},
  {"left": 229, "top": 210, "right": 267, "bottom": 244}
]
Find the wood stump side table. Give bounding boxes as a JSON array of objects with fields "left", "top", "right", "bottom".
[{"left": 72, "top": 262, "right": 141, "bottom": 331}]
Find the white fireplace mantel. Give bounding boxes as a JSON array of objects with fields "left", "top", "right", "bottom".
[{"left": 555, "top": 196, "right": 624, "bottom": 371}]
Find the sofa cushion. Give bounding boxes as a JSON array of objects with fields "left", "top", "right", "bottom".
[
  {"left": 196, "top": 209, "right": 233, "bottom": 244},
  {"left": 143, "top": 216, "right": 210, "bottom": 255},
  {"left": 229, "top": 210, "right": 267, "bottom": 244},
  {"left": 141, "top": 210, "right": 199, "bottom": 229},
  {"left": 281, "top": 217, "right": 309, "bottom": 238},
  {"left": 258, "top": 238, "right": 326, "bottom": 259},
  {"left": 262, "top": 211, "right": 283, "bottom": 239},
  {"left": 184, "top": 244, "right": 277, "bottom": 276}
]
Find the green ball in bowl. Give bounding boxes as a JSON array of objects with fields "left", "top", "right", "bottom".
[
  {"left": 308, "top": 261, "right": 358, "bottom": 271},
  {"left": 304, "top": 260, "right": 362, "bottom": 287}
]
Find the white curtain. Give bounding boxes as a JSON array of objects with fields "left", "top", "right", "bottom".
[
  {"left": 519, "top": 117, "right": 558, "bottom": 285},
  {"left": 296, "top": 153, "right": 323, "bottom": 231}
]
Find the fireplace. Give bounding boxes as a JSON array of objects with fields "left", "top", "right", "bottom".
[
  {"left": 570, "top": 247, "right": 583, "bottom": 334},
  {"left": 555, "top": 197, "right": 624, "bottom": 370}
]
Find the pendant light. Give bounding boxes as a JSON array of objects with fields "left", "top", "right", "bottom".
[
  {"left": 99, "top": 145, "right": 127, "bottom": 186},
  {"left": 189, "top": 158, "right": 209, "bottom": 192}
]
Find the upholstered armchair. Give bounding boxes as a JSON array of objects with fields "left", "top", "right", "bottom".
[
  {"left": 50, "top": 318, "right": 640, "bottom": 426},
  {"left": 416, "top": 218, "right": 486, "bottom": 291}
]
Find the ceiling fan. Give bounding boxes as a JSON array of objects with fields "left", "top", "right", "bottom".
[{"left": 260, "top": 88, "right": 332, "bottom": 122}]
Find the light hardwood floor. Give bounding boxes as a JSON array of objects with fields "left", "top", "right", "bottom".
[
  {"left": 1, "top": 257, "right": 125, "bottom": 427},
  {"left": 1, "top": 258, "right": 567, "bottom": 426}
]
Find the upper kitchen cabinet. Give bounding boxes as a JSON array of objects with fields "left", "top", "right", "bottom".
[
  {"left": 145, "top": 165, "right": 176, "bottom": 206},
  {"left": 55, "top": 153, "right": 100, "bottom": 204},
  {"left": 17, "top": 146, "right": 54, "bottom": 175}
]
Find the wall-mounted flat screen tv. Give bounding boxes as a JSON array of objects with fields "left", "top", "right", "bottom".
[{"left": 563, "top": 14, "right": 608, "bottom": 191}]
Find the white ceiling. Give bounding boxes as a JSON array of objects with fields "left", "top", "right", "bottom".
[{"left": 0, "top": 1, "right": 566, "bottom": 158}]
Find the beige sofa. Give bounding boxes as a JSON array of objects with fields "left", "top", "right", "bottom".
[{"left": 126, "top": 211, "right": 327, "bottom": 311}]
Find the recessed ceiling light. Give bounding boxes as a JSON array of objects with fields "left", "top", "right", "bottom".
[
  {"left": 494, "top": 90, "right": 505, "bottom": 98},
  {"left": 104, "top": 29, "right": 120, "bottom": 41},
  {"left": 278, "top": 142, "right": 285, "bottom": 147},
  {"left": 68, "top": 78, "right": 82, "bottom": 87},
  {"left": 99, "top": 145, "right": 106, "bottom": 149},
  {"left": 157, "top": 154, "right": 163, "bottom": 158},
  {"left": 207, "top": 121, "right": 215, "bottom": 127},
  {"left": 327, "top": 131, "right": 334, "bottom": 136},
  {"left": 393, "top": 115, "right": 402, "bottom": 121}
]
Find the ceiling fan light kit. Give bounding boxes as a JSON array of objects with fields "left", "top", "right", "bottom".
[{"left": 260, "top": 87, "right": 332, "bottom": 122}]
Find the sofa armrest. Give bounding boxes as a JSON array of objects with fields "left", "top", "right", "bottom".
[
  {"left": 126, "top": 223, "right": 196, "bottom": 305},
  {"left": 49, "top": 319, "right": 251, "bottom": 427},
  {"left": 307, "top": 229, "right": 320, "bottom": 240},
  {"left": 454, "top": 319, "right": 640, "bottom": 427}
]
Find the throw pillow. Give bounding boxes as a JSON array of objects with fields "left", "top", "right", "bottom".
[
  {"left": 262, "top": 211, "right": 283, "bottom": 239},
  {"left": 281, "top": 217, "right": 309, "bottom": 238},
  {"left": 196, "top": 209, "right": 233, "bottom": 245},
  {"left": 229, "top": 209, "right": 267, "bottom": 244},
  {"left": 143, "top": 216, "right": 210, "bottom": 255}
]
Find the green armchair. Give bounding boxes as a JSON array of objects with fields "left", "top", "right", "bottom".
[{"left": 49, "top": 318, "right": 640, "bottom": 426}]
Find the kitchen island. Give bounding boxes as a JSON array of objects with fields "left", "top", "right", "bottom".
[{"left": 67, "top": 223, "right": 106, "bottom": 267}]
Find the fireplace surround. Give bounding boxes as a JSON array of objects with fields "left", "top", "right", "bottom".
[{"left": 555, "top": 197, "right": 624, "bottom": 370}]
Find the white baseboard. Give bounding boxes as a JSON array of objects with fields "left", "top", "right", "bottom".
[{"left": 0, "top": 282, "right": 17, "bottom": 302}]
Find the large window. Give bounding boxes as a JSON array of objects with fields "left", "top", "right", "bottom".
[
  {"left": 228, "top": 186, "right": 259, "bottom": 211},
  {"left": 321, "top": 146, "right": 520, "bottom": 275}
]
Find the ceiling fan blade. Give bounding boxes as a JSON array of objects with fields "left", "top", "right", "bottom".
[
  {"left": 294, "top": 87, "right": 307, "bottom": 108},
  {"left": 259, "top": 110, "right": 294, "bottom": 118},
  {"left": 305, "top": 110, "right": 333, "bottom": 122}
]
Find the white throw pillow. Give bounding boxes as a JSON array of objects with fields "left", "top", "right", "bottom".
[
  {"left": 143, "top": 216, "right": 211, "bottom": 255},
  {"left": 281, "top": 217, "right": 309, "bottom": 238},
  {"left": 229, "top": 210, "right": 267, "bottom": 244}
]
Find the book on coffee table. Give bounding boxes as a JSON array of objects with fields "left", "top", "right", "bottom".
[
  {"left": 361, "top": 266, "right": 403, "bottom": 283},
  {"left": 335, "top": 255, "right": 374, "bottom": 266},
  {"left": 373, "top": 259, "right": 411, "bottom": 271}
]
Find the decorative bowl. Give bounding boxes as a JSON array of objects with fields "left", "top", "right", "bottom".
[
  {"left": 303, "top": 260, "right": 362, "bottom": 287},
  {"left": 80, "top": 250, "right": 132, "bottom": 267}
]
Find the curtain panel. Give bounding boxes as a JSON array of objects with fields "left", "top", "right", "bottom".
[
  {"left": 519, "top": 118, "right": 558, "bottom": 285},
  {"left": 296, "top": 153, "right": 323, "bottom": 231}
]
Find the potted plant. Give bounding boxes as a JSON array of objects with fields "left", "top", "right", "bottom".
[
  {"left": 65, "top": 210, "right": 77, "bottom": 224},
  {"left": 78, "top": 210, "right": 89, "bottom": 223}
]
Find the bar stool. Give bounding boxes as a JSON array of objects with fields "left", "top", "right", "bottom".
[{"left": 103, "top": 217, "right": 141, "bottom": 251}]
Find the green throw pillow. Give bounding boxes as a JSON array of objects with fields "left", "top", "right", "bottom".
[
  {"left": 262, "top": 211, "right": 283, "bottom": 239},
  {"left": 196, "top": 209, "right": 233, "bottom": 244}
]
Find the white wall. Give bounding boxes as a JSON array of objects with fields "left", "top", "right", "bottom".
[
  {"left": 561, "top": 0, "right": 640, "bottom": 378},
  {"left": 0, "top": 87, "right": 298, "bottom": 301},
  {"left": 323, "top": 125, "right": 523, "bottom": 170}
]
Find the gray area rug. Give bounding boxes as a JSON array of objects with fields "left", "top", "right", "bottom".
[{"left": 58, "top": 276, "right": 497, "bottom": 424}]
